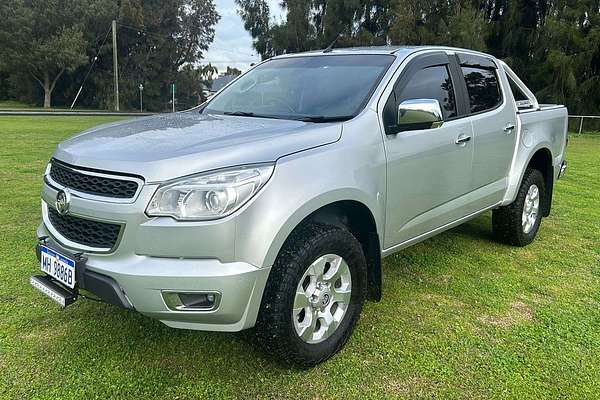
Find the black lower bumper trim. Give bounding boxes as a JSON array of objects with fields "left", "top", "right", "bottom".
[{"left": 82, "top": 269, "right": 134, "bottom": 309}]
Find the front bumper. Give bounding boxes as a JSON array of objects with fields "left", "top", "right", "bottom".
[
  {"left": 35, "top": 230, "right": 271, "bottom": 332},
  {"left": 38, "top": 169, "right": 272, "bottom": 331}
]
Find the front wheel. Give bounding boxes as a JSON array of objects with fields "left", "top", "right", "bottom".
[
  {"left": 255, "top": 222, "right": 367, "bottom": 367},
  {"left": 492, "top": 168, "right": 545, "bottom": 246}
]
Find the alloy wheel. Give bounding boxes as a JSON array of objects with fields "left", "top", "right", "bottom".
[
  {"left": 292, "top": 254, "right": 352, "bottom": 344},
  {"left": 522, "top": 184, "right": 540, "bottom": 234}
]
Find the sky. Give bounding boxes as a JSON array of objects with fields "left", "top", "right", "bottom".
[{"left": 202, "top": 0, "right": 285, "bottom": 73}]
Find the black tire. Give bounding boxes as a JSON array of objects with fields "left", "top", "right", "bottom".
[
  {"left": 255, "top": 222, "right": 367, "bottom": 368},
  {"left": 492, "top": 168, "right": 545, "bottom": 246}
]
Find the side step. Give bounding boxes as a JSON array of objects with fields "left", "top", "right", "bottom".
[{"left": 30, "top": 275, "right": 77, "bottom": 307}]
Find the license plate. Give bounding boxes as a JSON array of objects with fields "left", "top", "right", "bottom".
[{"left": 40, "top": 245, "right": 76, "bottom": 289}]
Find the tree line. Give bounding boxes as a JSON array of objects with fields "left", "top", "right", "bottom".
[
  {"left": 0, "top": 0, "right": 220, "bottom": 111},
  {"left": 236, "top": 0, "right": 600, "bottom": 114},
  {"left": 1, "top": 1, "right": 597, "bottom": 113}
]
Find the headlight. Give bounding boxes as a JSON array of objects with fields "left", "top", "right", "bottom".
[{"left": 146, "top": 164, "right": 274, "bottom": 221}]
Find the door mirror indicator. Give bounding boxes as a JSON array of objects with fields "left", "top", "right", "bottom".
[{"left": 394, "top": 99, "right": 444, "bottom": 132}]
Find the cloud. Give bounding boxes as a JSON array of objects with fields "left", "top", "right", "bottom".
[{"left": 202, "top": 0, "right": 285, "bottom": 72}]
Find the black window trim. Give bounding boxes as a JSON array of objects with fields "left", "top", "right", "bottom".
[
  {"left": 452, "top": 53, "right": 506, "bottom": 118},
  {"left": 456, "top": 53, "right": 498, "bottom": 70},
  {"left": 383, "top": 52, "right": 467, "bottom": 134}
]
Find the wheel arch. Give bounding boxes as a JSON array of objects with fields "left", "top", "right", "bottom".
[
  {"left": 525, "top": 147, "right": 554, "bottom": 216},
  {"left": 505, "top": 143, "right": 554, "bottom": 216},
  {"left": 265, "top": 195, "right": 384, "bottom": 301}
]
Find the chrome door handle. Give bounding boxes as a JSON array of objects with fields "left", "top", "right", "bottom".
[
  {"left": 455, "top": 135, "right": 471, "bottom": 145},
  {"left": 504, "top": 124, "right": 515, "bottom": 133}
]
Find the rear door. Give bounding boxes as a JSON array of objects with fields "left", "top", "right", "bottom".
[
  {"left": 381, "top": 52, "right": 474, "bottom": 248},
  {"left": 454, "top": 53, "right": 518, "bottom": 208}
]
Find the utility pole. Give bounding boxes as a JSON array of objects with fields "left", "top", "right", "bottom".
[
  {"left": 139, "top": 83, "right": 144, "bottom": 112},
  {"left": 171, "top": 83, "right": 176, "bottom": 112},
  {"left": 112, "top": 20, "right": 119, "bottom": 111}
]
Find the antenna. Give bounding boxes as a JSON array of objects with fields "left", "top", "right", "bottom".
[{"left": 323, "top": 33, "right": 341, "bottom": 53}]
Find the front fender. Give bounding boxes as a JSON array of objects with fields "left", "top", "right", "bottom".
[
  {"left": 234, "top": 140, "right": 386, "bottom": 269},
  {"left": 263, "top": 188, "right": 381, "bottom": 269}
]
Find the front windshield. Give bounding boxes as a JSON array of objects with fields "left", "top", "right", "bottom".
[{"left": 202, "top": 54, "right": 395, "bottom": 121}]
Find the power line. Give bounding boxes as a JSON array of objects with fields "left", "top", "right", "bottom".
[
  {"left": 204, "top": 46, "right": 258, "bottom": 58},
  {"left": 200, "top": 60, "right": 257, "bottom": 63},
  {"left": 116, "top": 22, "right": 258, "bottom": 59}
]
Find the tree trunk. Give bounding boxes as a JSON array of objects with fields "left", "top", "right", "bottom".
[{"left": 43, "top": 73, "right": 52, "bottom": 108}]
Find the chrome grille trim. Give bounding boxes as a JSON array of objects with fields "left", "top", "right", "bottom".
[
  {"left": 41, "top": 201, "right": 125, "bottom": 253},
  {"left": 45, "top": 160, "right": 144, "bottom": 204}
]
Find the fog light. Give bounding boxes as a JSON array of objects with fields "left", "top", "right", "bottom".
[
  {"left": 179, "top": 293, "right": 215, "bottom": 308},
  {"left": 162, "top": 291, "right": 220, "bottom": 311}
]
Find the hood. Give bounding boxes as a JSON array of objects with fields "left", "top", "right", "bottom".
[{"left": 53, "top": 111, "right": 342, "bottom": 182}]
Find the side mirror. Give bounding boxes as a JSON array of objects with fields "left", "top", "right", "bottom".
[{"left": 396, "top": 99, "right": 444, "bottom": 131}]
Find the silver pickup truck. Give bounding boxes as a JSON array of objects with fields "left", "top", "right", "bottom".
[{"left": 31, "top": 46, "right": 568, "bottom": 366}]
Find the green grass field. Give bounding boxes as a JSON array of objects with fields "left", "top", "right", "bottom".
[{"left": 0, "top": 116, "right": 599, "bottom": 399}]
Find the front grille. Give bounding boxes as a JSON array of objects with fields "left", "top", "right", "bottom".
[
  {"left": 47, "top": 207, "right": 121, "bottom": 249},
  {"left": 49, "top": 160, "right": 139, "bottom": 199}
]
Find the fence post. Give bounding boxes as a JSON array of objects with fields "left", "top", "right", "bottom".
[{"left": 579, "top": 116, "right": 584, "bottom": 135}]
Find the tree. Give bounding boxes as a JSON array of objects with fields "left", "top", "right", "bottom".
[
  {"left": 177, "top": 63, "right": 219, "bottom": 107},
  {"left": 111, "top": 0, "right": 220, "bottom": 111},
  {"left": 236, "top": 0, "right": 274, "bottom": 57},
  {"left": 0, "top": 0, "right": 220, "bottom": 111},
  {"left": 225, "top": 66, "right": 243, "bottom": 76},
  {"left": 388, "top": 0, "right": 486, "bottom": 50},
  {"left": 533, "top": 0, "right": 600, "bottom": 113},
  {"left": 236, "top": 0, "right": 600, "bottom": 114},
  {"left": 0, "top": 1, "right": 89, "bottom": 108}
]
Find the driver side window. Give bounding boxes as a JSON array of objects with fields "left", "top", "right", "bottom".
[
  {"left": 383, "top": 64, "right": 457, "bottom": 134},
  {"left": 398, "top": 66, "right": 456, "bottom": 119}
]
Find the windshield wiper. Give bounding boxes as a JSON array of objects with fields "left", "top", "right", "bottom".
[
  {"left": 223, "top": 111, "right": 257, "bottom": 117},
  {"left": 221, "top": 111, "right": 353, "bottom": 122},
  {"left": 222, "top": 111, "right": 289, "bottom": 120},
  {"left": 296, "top": 115, "right": 354, "bottom": 123}
]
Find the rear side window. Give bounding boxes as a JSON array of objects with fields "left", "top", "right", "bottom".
[
  {"left": 506, "top": 75, "right": 533, "bottom": 109},
  {"left": 508, "top": 78, "right": 528, "bottom": 101},
  {"left": 398, "top": 66, "right": 457, "bottom": 119},
  {"left": 461, "top": 67, "right": 502, "bottom": 113}
]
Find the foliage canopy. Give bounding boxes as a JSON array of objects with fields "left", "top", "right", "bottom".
[
  {"left": 0, "top": 0, "right": 597, "bottom": 112},
  {"left": 236, "top": 0, "right": 600, "bottom": 114},
  {"left": 0, "top": 0, "right": 220, "bottom": 110}
]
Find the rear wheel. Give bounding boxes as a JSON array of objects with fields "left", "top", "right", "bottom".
[
  {"left": 492, "top": 168, "right": 545, "bottom": 246},
  {"left": 255, "top": 222, "right": 367, "bottom": 367}
]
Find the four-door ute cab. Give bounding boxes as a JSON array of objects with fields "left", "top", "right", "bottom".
[{"left": 31, "top": 46, "right": 568, "bottom": 367}]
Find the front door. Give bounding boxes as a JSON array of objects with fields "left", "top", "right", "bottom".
[{"left": 382, "top": 53, "right": 474, "bottom": 248}]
